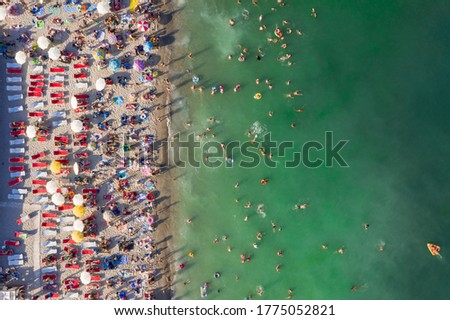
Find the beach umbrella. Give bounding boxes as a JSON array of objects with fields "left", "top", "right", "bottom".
[
  {"left": 73, "top": 162, "right": 79, "bottom": 175},
  {"left": 50, "top": 161, "right": 62, "bottom": 175},
  {"left": 71, "top": 230, "right": 84, "bottom": 243},
  {"left": 95, "top": 78, "right": 106, "bottom": 91},
  {"left": 133, "top": 60, "right": 145, "bottom": 72},
  {"left": 107, "top": 33, "right": 117, "bottom": 45},
  {"left": 94, "top": 48, "right": 105, "bottom": 61},
  {"left": 88, "top": 141, "right": 98, "bottom": 151},
  {"left": 37, "top": 36, "right": 51, "bottom": 50},
  {"left": 71, "top": 120, "right": 83, "bottom": 133},
  {"left": 137, "top": 20, "right": 149, "bottom": 32},
  {"left": 73, "top": 205, "right": 85, "bottom": 218},
  {"left": 70, "top": 96, "right": 79, "bottom": 109},
  {"left": 80, "top": 271, "right": 91, "bottom": 285},
  {"left": 51, "top": 193, "right": 64, "bottom": 206},
  {"left": 45, "top": 181, "right": 58, "bottom": 194},
  {"left": 26, "top": 125, "right": 37, "bottom": 138},
  {"left": 108, "top": 59, "right": 120, "bottom": 72},
  {"left": 0, "top": 7, "right": 7, "bottom": 21},
  {"left": 15, "top": 51, "right": 27, "bottom": 65},
  {"left": 73, "top": 194, "right": 84, "bottom": 206},
  {"left": 192, "top": 76, "right": 199, "bottom": 84},
  {"left": 48, "top": 47, "right": 61, "bottom": 61},
  {"left": 103, "top": 210, "right": 115, "bottom": 222},
  {"left": 97, "top": 1, "right": 110, "bottom": 15},
  {"left": 143, "top": 41, "right": 153, "bottom": 52},
  {"left": 6, "top": 4, "right": 19, "bottom": 16},
  {"left": 73, "top": 219, "right": 85, "bottom": 232}
]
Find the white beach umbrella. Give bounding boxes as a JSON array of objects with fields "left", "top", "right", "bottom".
[
  {"left": 80, "top": 271, "right": 91, "bottom": 285},
  {"left": 0, "top": 7, "right": 7, "bottom": 21},
  {"left": 48, "top": 47, "right": 61, "bottom": 61},
  {"left": 95, "top": 78, "right": 106, "bottom": 91},
  {"left": 103, "top": 210, "right": 115, "bottom": 222},
  {"left": 15, "top": 51, "right": 27, "bottom": 65},
  {"left": 97, "top": 1, "right": 110, "bottom": 15},
  {"left": 73, "top": 219, "right": 85, "bottom": 232},
  {"left": 71, "top": 120, "right": 83, "bottom": 133},
  {"left": 51, "top": 193, "right": 65, "bottom": 206},
  {"left": 70, "top": 96, "right": 78, "bottom": 109},
  {"left": 37, "top": 36, "right": 51, "bottom": 50},
  {"left": 73, "top": 194, "right": 84, "bottom": 206},
  {"left": 73, "top": 162, "right": 79, "bottom": 175},
  {"left": 26, "top": 125, "right": 37, "bottom": 138},
  {"left": 45, "top": 181, "right": 58, "bottom": 194}
]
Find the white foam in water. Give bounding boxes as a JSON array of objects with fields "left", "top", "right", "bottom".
[
  {"left": 257, "top": 204, "right": 266, "bottom": 218},
  {"left": 250, "top": 121, "right": 267, "bottom": 136}
]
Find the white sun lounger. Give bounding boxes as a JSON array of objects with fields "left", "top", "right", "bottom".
[
  {"left": 7, "top": 62, "right": 21, "bottom": 68},
  {"left": 7, "top": 77, "right": 22, "bottom": 83},
  {"left": 43, "top": 241, "right": 57, "bottom": 247},
  {"left": 42, "top": 266, "right": 57, "bottom": 274},
  {"left": 64, "top": 292, "right": 79, "bottom": 299},
  {"left": 7, "top": 85, "right": 22, "bottom": 91},
  {"left": 75, "top": 82, "right": 88, "bottom": 89},
  {"left": 8, "top": 194, "right": 23, "bottom": 200},
  {"left": 60, "top": 226, "right": 73, "bottom": 232},
  {"left": 43, "top": 248, "right": 57, "bottom": 255},
  {"left": 10, "top": 148, "right": 25, "bottom": 154},
  {"left": 52, "top": 120, "right": 67, "bottom": 127},
  {"left": 8, "top": 94, "right": 23, "bottom": 101},
  {"left": 8, "top": 106, "right": 23, "bottom": 113},
  {"left": 8, "top": 260, "right": 24, "bottom": 266},
  {"left": 42, "top": 204, "right": 56, "bottom": 211},
  {"left": 30, "top": 101, "right": 45, "bottom": 109},
  {"left": 12, "top": 189, "right": 27, "bottom": 195},
  {"left": 33, "top": 196, "right": 49, "bottom": 203},
  {"left": 10, "top": 172, "right": 25, "bottom": 178},
  {"left": 51, "top": 111, "right": 66, "bottom": 119},
  {"left": 10, "top": 139, "right": 25, "bottom": 145},
  {"left": 30, "top": 65, "right": 43, "bottom": 73},
  {"left": 50, "top": 75, "right": 65, "bottom": 81},
  {"left": 60, "top": 216, "right": 75, "bottom": 223},
  {"left": 81, "top": 242, "right": 97, "bottom": 249},
  {"left": 42, "top": 230, "right": 57, "bottom": 236},
  {"left": 8, "top": 254, "right": 23, "bottom": 261},
  {"left": 34, "top": 171, "right": 48, "bottom": 178}
]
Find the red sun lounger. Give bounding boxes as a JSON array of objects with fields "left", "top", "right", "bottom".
[
  {"left": 63, "top": 239, "right": 76, "bottom": 244},
  {"left": 30, "top": 74, "right": 44, "bottom": 80},
  {"left": 10, "top": 122, "right": 25, "bottom": 128},
  {"left": 82, "top": 189, "right": 99, "bottom": 194},
  {"left": 42, "top": 222, "right": 57, "bottom": 228},
  {"left": 7, "top": 68, "right": 21, "bottom": 74},
  {"left": 50, "top": 82, "right": 63, "bottom": 87},
  {"left": 10, "top": 130, "right": 25, "bottom": 136},
  {"left": 29, "top": 112, "right": 45, "bottom": 117},
  {"left": 74, "top": 63, "right": 88, "bottom": 69},
  {"left": 81, "top": 249, "right": 96, "bottom": 255},
  {"left": 32, "top": 162, "right": 47, "bottom": 168},
  {"left": 8, "top": 177, "right": 22, "bottom": 186},
  {"left": 50, "top": 92, "right": 64, "bottom": 98},
  {"left": 15, "top": 232, "right": 27, "bottom": 239},
  {"left": 54, "top": 150, "right": 69, "bottom": 156},
  {"left": 74, "top": 73, "right": 87, "bottom": 79},
  {"left": 32, "top": 189, "right": 47, "bottom": 194},
  {"left": 74, "top": 94, "right": 89, "bottom": 99},
  {"left": 58, "top": 205, "right": 73, "bottom": 211},
  {"left": 77, "top": 100, "right": 88, "bottom": 106},
  {"left": 86, "top": 259, "right": 100, "bottom": 265},
  {"left": 36, "top": 137, "right": 46, "bottom": 142},
  {"left": 28, "top": 87, "right": 44, "bottom": 92},
  {"left": 50, "top": 67, "right": 64, "bottom": 73},
  {"left": 42, "top": 213, "right": 57, "bottom": 218},
  {"left": 31, "top": 152, "right": 45, "bottom": 160},
  {"left": 43, "top": 274, "right": 57, "bottom": 281},
  {"left": 30, "top": 81, "right": 45, "bottom": 87},
  {"left": 51, "top": 99, "right": 65, "bottom": 105},
  {"left": 90, "top": 275, "right": 101, "bottom": 282},
  {"left": 9, "top": 166, "right": 25, "bottom": 172},
  {"left": 27, "top": 92, "right": 43, "bottom": 97},
  {"left": 86, "top": 267, "right": 100, "bottom": 273},
  {"left": 4, "top": 240, "right": 20, "bottom": 246},
  {"left": 56, "top": 159, "right": 69, "bottom": 165},
  {"left": 9, "top": 158, "right": 25, "bottom": 163},
  {"left": 65, "top": 264, "right": 80, "bottom": 270},
  {"left": 54, "top": 136, "right": 69, "bottom": 142},
  {"left": 32, "top": 180, "right": 47, "bottom": 185}
]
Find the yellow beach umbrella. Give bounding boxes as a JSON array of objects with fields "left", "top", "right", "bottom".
[
  {"left": 50, "top": 160, "right": 62, "bottom": 174},
  {"left": 73, "top": 205, "right": 85, "bottom": 218},
  {"left": 71, "top": 231, "right": 84, "bottom": 243}
]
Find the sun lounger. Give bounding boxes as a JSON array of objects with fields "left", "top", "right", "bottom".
[
  {"left": 4, "top": 240, "right": 20, "bottom": 247},
  {"left": 90, "top": 275, "right": 101, "bottom": 282},
  {"left": 7, "top": 68, "right": 22, "bottom": 74},
  {"left": 37, "top": 137, "right": 47, "bottom": 142},
  {"left": 42, "top": 213, "right": 57, "bottom": 218},
  {"left": 12, "top": 188, "right": 27, "bottom": 194},
  {"left": 30, "top": 81, "right": 45, "bottom": 87},
  {"left": 9, "top": 139, "right": 25, "bottom": 145},
  {"left": 50, "top": 67, "right": 65, "bottom": 73},
  {"left": 10, "top": 148, "right": 25, "bottom": 154},
  {"left": 74, "top": 94, "right": 89, "bottom": 99},
  {"left": 83, "top": 188, "right": 99, "bottom": 194},
  {"left": 32, "top": 179, "right": 46, "bottom": 185},
  {"left": 76, "top": 100, "right": 88, "bottom": 106},
  {"left": 57, "top": 159, "right": 69, "bottom": 165},
  {"left": 75, "top": 82, "right": 88, "bottom": 89},
  {"left": 8, "top": 106, "right": 23, "bottom": 113},
  {"left": 60, "top": 226, "right": 73, "bottom": 232},
  {"left": 51, "top": 111, "right": 66, "bottom": 118},
  {"left": 8, "top": 254, "right": 23, "bottom": 260},
  {"left": 31, "top": 152, "right": 46, "bottom": 160},
  {"left": 43, "top": 248, "right": 57, "bottom": 255},
  {"left": 74, "top": 73, "right": 87, "bottom": 79},
  {"left": 74, "top": 63, "right": 88, "bottom": 69},
  {"left": 8, "top": 194, "right": 23, "bottom": 200},
  {"left": 42, "top": 204, "right": 56, "bottom": 211},
  {"left": 27, "top": 92, "right": 42, "bottom": 97},
  {"left": 32, "top": 162, "right": 47, "bottom": 168},
  {"left": 10, "top": 171, "right": 25, "bottom": 178},
  {"left": 81, "top": 242, "right": 97, "bottom": 249},
  {"left": 86, "top": 259, "right": 100, "bottom": 265},
  {"left": 33, "top": 196, "right": 49, "bottom": 203},
  {"left": 65, "top": 263, "right": 80, "bottom": 269},
  {"left": 10, "top": 130, "right": 25, "bottom": 136},
  {"left": 8, "top": 177, "right": 22, "bottom": 186},
  {"left": 29, "top": 112, "right": 45, "bottom": 117},
  {"left": 8, "top": 94, "right": 23, "bottom": 101},
  {"left": 60, "top": 217, "right": 75, "bottom": 224},
  {"left": 58, "top": 205, "right": 73, "bottom": 211},
  {"left": 8, "top": 259, "right": 24, "bottom": 266},
  {"left": 55, "top": 136, "right": 69, "bottom": 142},
  {"left": 81, "top": 249, "right": 97, "bottom": 255},
  {"left": 28, "top": 87, "right": 44, "bottom": 92},
  {"left": 30, "top": 74, "right": 44, "bottom": 80},
  {"left": 42, "top": 274, "right": 57, "bottom": 281},
  {"left": 10, "top": 157, "right": 25, "bottom": 163},
  {"left": 54, "top": 150, "right": 69, "bottom": 156},
  {"left": 51, "top": 99, "right": 65, "bottom": 105},
  {"left": 62, "top": 239, "right": 76, "bottom": 245},
  {"left": 7, "top": 85, "right": 22, "bottom": 91},
  {"left": 42, "top": 230, "right": 57, "bottom": 236},
  {"left": 42, "top": 266, "right": 57, "bottom": 274},
  {"left": 30, "top": 65, "right": 43, "bottom": 73},
  {"left": 44, "top": 240, "right": 57, "bottom": 247},
  {"left": 33, "top": 171, "right": 48, "bottom": 178},
  {"left": 32, "top": 189, "right": 47, "bottom": 194},
  {"left": 52, "top": 120, "right": 68, "bottom": 127},
  {"left": 9, "top": 166, "right": 25, "bottom": 172},
  {"left": 64, "top": 292, "right": 79, "bottom": 299},
  {"left": 50, "top": 75, "right": 65, "bottom": 81},
  {"left": 49, "top": 82, "right": 63, "bottom": 87},
  {"left": 42, "top": 221, "right": 57, "bottom": 228},
  {"left": 14, "top": 232, "right": 27, "bottom": 239},
  {"left": 50, "top": 92, "right": 64, "bottom": 98},
  {"left": 29, "top": 101, "right": 45, "bottom": 109},
  {"left": 7, "top": 77, "right": 22, "bottom": 83},
  {"left": 7, "top": 63, "right": 21, "bottom": 68}
]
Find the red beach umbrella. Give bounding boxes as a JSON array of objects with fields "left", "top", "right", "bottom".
[{"left": 137, "top": 20, "right": 149, "bottom": 32}]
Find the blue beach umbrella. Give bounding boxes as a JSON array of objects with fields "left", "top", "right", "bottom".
[
  {"left": 143, "top": 41, "right": 153, "bottom": 52},
  {"left": 108, "top": 58, "right": 120, "bottom": 72},
  {"left": 192, "top": 76, "right": 199, "bottom": 84}
]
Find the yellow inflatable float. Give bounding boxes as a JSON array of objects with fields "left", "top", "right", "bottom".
[{"left": 254, "top": 93, "right": 262, "bottom": 100}]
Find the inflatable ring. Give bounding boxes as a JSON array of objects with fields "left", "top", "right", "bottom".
[
  {"left": 148, "top": 215, "right": 155, "bottom": 225},
  {"left": 147, "top": 193, "right": 155, "bottom": 201},
  {"left": 214, "top": 272, "right": 221, "bottom": 278},
  {"left": 188, "top": 252, "right": 194, "bottom": 257},
  {"left": 254, "top": 93, "right": 262, "bottom": 100},
  {"left": 139, "top": 113, "right": 147, "bottom": 120},
  {"left": 152, "top": 71, "right": 158, "bottom": 77}
]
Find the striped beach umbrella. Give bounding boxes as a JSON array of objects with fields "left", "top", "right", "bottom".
[
  {"left": 143, "top": 41, "right": 153, "bottom": 52},
  {"left": 107, "top": 33, "right": 117, "bottom": 45},
  {"left": 133, "top": 60, "right": 145, "bottom": 72},
  {"left": 137, "top": 20, "right": 148, "bottom": 32},
  {"left": 94, "top": 48, "right": 105, "bottom": 61}
]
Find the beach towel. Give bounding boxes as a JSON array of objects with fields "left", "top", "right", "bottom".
[
  {"left": 8, "top": 95, "right": 23, "bottom": 101},
  {"left": 47, "top": 5, "right": 61, "bottom": 15},
  {"left": 7, "top": 77, "right": 22, "bottom": 83},
  {"left": 113, "top": 96, "right": 124, "bottom": 105},
  {"left": 63, "top": 4, "right": 79, "bottom": 13},
  {"left": 8, "top": 194, "right": 23, "bottom": 200}
]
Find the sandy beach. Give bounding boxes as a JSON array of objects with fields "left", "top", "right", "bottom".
[{"left": 0, "top": 0, "right": 178, "bottom": 300}]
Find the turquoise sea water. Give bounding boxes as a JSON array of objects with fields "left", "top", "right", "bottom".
[{"left": 168, "top": 0, "right": 450, "bottom": 299}]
